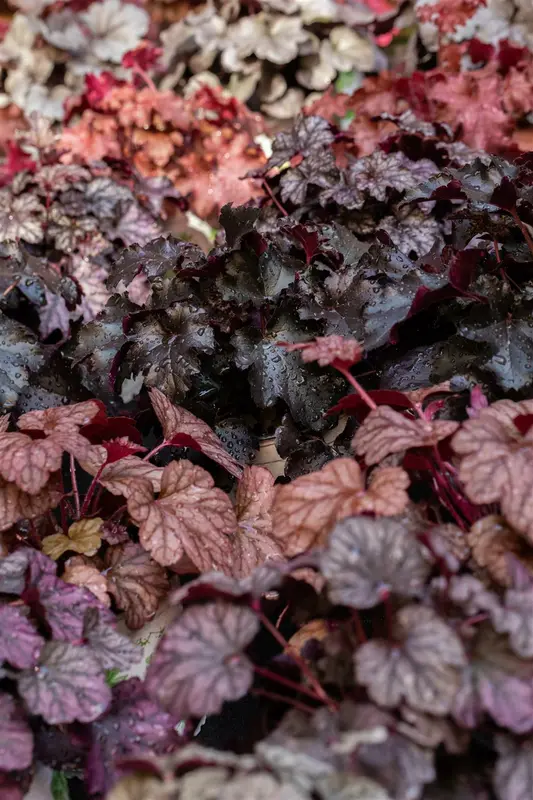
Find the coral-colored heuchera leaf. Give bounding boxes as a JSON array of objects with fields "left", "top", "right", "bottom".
[
  {"left": 231, "top": 465, "right": 281, "bottom": 578},
  {"left": 127, "top": 459, "right": 237, "bottom": 569},
  {"left": 150, "top": 388, "right": 243, "bottom": 478},
  {"left": 62, "top": 557, "right": 111, "bottom": 607},
  {"left": 104, "top": 541, "right": 169, "bottom": 630},
  {"left": 353, "top": 406, "right": 459, "bottom": 465},
  {"left": 272, "top": 457, "right": 410, "bottom": 556}
]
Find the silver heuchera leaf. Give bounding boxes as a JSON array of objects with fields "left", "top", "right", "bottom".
[
  {"left": 83, "top": 607, "right": 142, "bottom": 671},
  {"left": 17, "top": 641, "right": 111, "bottom": 724},
  {"left": 80, "top": 0, "right": 149, "bottom": 63},
  {"left": 321, "top": 516, "right": 431, "bottom": 608},
  {"left": 145, "top": 601, "right": 259, "bottom": 718}
]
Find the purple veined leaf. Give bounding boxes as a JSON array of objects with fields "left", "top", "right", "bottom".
[
  {"left": 25, "top": 572, "right": 114, "bottom": 643},
  {"left": 145, "top": 602, "right": 259, "bottom": 719},
  {"left": 494, "top": 734, "right": 533, "bottom": 800},
  {"left": 104, "top": 541, "right": 169, "bottom": 631},
  {"left": 17, "top": 641, "right": 111, "bottom": 725},
  {"left": 0, "top": 548, "right": 56, "bottom": 595},
  {"left": 171, "top": 562, "right": 284, "bottom": 607},
  {"left": 87, "top": 678, "right": 179, "bottom": 796},
  {"left": 0, "top": 693, "right": 33, "bottom": 772},
  {"left": 321, "top": 516, "right": 431, "bottom": 609},
  {"left": 0, "top": 605, "right": 44, "bottom": 668},
  {"left": 83, "top": 607, "right": 142, "bottom": 671},
  {"left": 265, "top": 115, "right": 335, "bottom": 170},
  {"left": 452, "top": 624, "right": 533, "bottom": 734},
  {"left": 355, "top": 605, "right": 466, "bottom": 715}
]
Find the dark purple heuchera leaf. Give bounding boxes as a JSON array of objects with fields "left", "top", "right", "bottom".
[
  {"left": 0, "top": 605, "right": 43, "bottom": 668},
  {"left": 108, "top": 236, "right": 204, "bottom": 291},
  {"left": 231, "top": 313, "right": 344, "bottom": 432},
  {"left": 83, "top": 607, "right": 142, "bottom": 671},
  {"left": 347, "top": 151, "right": 438, "bottom": 202},
  {"left": 69, "top": 302, "right": 128, "bottom": 401},
  {"left": 280, "top": 150, "right": 339, "bottom": 206},
  {"left": 0, "top": 694, "right": 33, "bottom": 771},
  {"left": 458, "top": 305, "right": 533, "bottom": 392},
  {"left": 0, "top": 312, "right": 45, "bottom": 410},
  {"left": 145, "top": 601, "right": 259, "bottom": 718},
  {"left": 216, "top": 244, "right": 300, "bottom": 306},
  {"left": 219, "top": 204, "right": 262, "bottom": 248},
  {"left": 17, "top": 642, "right": 111, "bottom": 724},
  {"left": 452, "top": 624, "right": 533, "bottom": 734},
  {"left": 87, "top": 678, "right": 179, "bottom": 795},
  {"left": 126, "top": 304, "right": 215, "bottom": 402},
  {"left": 265, "top": 116, "right": 334, "bottom": 170},
  {"left": 321, "top": 516, "right": 431, "bottom": 609},
  {"left": 0, "top": 547, "right": 55, "bottom": 595}
]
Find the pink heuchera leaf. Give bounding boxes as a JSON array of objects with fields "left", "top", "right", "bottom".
[
  {"left": 272, "top": 458, "right": 410, "bottom": 556},
  {"left": 83, "top": 607, "right": 141, "bottom": 671},
  {"left": 0, "top": 605, "right": 43, "bottom": 668},
  {"left": 0, "top": 694, "right": 33, "bottom": 772},
  {"left": 127, "top": 459, "right": 237, "bottom": 570},
  {"left": 145, "top": 601, "right": 259, "bottom": 718},
  {"left": 149, "top": 388, "right": 243, "bottom": 478},
  {"left": 451, "top": 399, "right": 533, "bottom": 505},
  {"left": 355, "top": 605, "right": 466, "bottom": 714},
  {"left": 231, "top": 465, "right": 281, "bottom": 578},
  {"left": 491, "top": 587, "right": 533, "bottom": 659},
  {"left": 280, "top": 335, "right": 363, "bottom": 369},
  {"left": 17, "top": 400, "right": 102, "bottom": 435},
  {"left": 17, "top": 641, "right": 111, "bottom": 724},
  {"left": 321, "top": 515, "right": 430, "bottom": 608},
  {"left": 104, "top": 541, "right": 169, "bottom": 630},
  {"left": 353, "top": 406, "right": 459, "bottom": 465},
  {"left": 62, "top": 557, "right": 111, "bottom": 607},
  {"left": 0, "top": 433, "right": 65, "bottom": 494},
  {"left": 0, "top": 478, "right": 61, "bottom": 533},
  {"left": 97, "top": 455, "right": 163, "bottom": 498}
]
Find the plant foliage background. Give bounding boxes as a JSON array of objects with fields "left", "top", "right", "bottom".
[{"left": 2, "top": 1, "right": 533, "bottom": 799}]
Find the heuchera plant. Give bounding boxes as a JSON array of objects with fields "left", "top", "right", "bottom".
[
  {"left": 43, "top": 335, "right": 532, "bottom": 800},
  {"left": 62, "top": 78, "right": 267, "bottom": 219}
]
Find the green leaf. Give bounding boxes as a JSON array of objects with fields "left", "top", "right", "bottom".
[
  {"left": 334, "top": 70, "right": 362, "bottom": 96},
  {"left": 51, "top": 771, "right": 70, "bottom": 800},
  {"left": 105, "top": 667, "right": 127, "bottom": 687}
]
